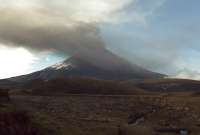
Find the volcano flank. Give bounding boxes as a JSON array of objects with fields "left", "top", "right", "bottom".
[{"left": 9, "top": 49, "right": 165, "bottom": 82}]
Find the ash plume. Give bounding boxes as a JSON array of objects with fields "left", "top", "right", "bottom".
[
  {"left": 0, "top": 0, "right": 133, "bottom": 53},
  {"left": 0, "top": 0, "right": 134, "bottom": 70},
  {"left": 0, "top": 10, "right": 105, "bottom": 55}
]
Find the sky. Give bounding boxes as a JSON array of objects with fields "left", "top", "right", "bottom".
[{"left": 0, "top": 0, "right": 200, "bottom": 79}]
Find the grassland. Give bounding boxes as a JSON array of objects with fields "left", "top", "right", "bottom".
[
  {"left": 2, "top": 78, "right": 200, "bottom": 135},
  {"left": 9, "top": 92, "right": 200, "bottom": 135}
]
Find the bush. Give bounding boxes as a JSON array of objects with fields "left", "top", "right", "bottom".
[{"left": 0, "top": 110, "right": 41, "bottom": 135}]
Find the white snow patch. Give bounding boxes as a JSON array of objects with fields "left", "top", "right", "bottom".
[{"left": 50, "top": 62, "right": 72, "bottom": 70}]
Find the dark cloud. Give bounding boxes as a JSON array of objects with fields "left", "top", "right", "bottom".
[
  {"left": 0, "top": 0, "right": 133, "bottom": 57},
  {"left": 0, "top": 9, "right": 139, "bottom": 71},
  {"left": 0, "top": 0, "right": 134, "bottom": 55},
  {"left": 0, "top": 11, "right": 105, "bottom": 55}
]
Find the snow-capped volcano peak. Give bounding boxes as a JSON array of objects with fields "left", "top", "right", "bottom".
[
  {"left": 50, "top": 62, "right": 73, "bottom": 70},
  {"left": 8, "top": 51, "right": 165, "bottom": 82}
]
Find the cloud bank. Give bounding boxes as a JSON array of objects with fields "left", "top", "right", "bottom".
[
  {"left": 0, "top": 11, "right": 105, "bottom": 55},
  {"left": 0, "top": 0, "right": 134, "bottom": 52},
  {"left": 0, "top": 0, "right": 169, "bottom": 55},
  {"left": 0, "top": 0, "right": 164, "bottom": 55},
  {"left": 0, "top": 0, "right": 133, "bottom": 23},
  {"left": 171, "top": 68, "right": 200, "bottom": 80}
]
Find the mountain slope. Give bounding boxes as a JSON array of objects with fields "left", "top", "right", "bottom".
[{"left": 9, "top": 50, "right": 165, "bottom": 82}]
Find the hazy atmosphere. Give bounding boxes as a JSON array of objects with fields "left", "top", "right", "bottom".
[
  {"left": 0, "top": 0, "right": 200, "bottom": 79},
  {"left": 2, "top": 1, "right": 200, "bottom": 135}
]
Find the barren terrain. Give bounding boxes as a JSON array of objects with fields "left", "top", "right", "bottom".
[{"left": 10, "top": 92, "right": 200, "bottom": 135}]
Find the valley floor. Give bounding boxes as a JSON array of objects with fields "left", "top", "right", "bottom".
[{"left": 9, "top": 93, "right": 200, "bottom": 135}]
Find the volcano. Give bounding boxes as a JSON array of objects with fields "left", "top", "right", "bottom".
[{"left": 9, "top": 49, "right": 165, "bottom": 82}]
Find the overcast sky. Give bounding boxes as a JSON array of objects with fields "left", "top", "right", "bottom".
[{"left": 0, "top": 0, "right": 200, "bottom": 79}]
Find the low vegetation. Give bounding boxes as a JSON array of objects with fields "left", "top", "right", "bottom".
[
  {"left": 0, "top": 110, "right": 41, "bottom": 135},
  {"left": 1, "top": 78, "right": 200, "bottom": 135},
  {"left": 20, "top": 77, "right": 142, "bottom": 95}
]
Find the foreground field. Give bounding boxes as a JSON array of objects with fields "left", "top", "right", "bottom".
[
  {"left": 2, "top": 78, "right": 200, "bottom": 135},
  {"left": 9, "top": 93, "right": 200, "bottom": 135}
]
